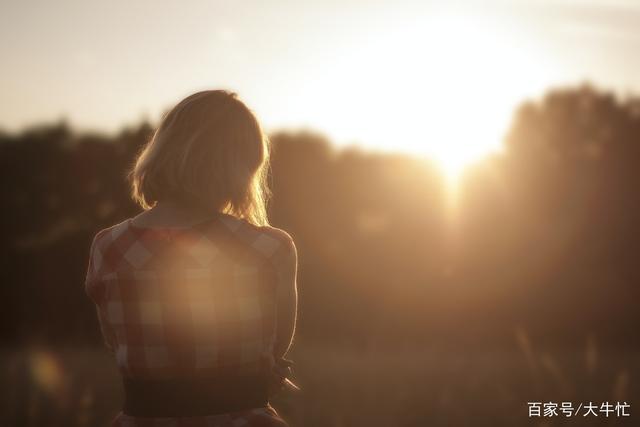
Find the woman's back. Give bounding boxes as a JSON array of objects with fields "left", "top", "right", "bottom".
[
  {"left": 85, "top": 212, "right": 294, "bottom": 426},
  {"left": 85, "top": 90, "right": 297, "bottom": 426}
]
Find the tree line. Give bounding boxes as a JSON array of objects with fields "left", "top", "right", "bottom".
[{"left": 1, "top": 83, "right": 638, "bottom": 349}]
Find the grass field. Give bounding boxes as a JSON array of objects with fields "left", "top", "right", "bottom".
[{"left": 1, "top": 337, "right": 636, "bottom": 426}]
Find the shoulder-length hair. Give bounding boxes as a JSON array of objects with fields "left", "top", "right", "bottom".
[{"left": 129, "top": 90, "right": 271, "bottom": 226}]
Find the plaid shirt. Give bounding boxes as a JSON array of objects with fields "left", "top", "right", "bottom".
[{"left": 85, "top": 213, "right": 295, "bottom": 427}]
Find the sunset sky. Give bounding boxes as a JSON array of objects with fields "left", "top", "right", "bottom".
[{"left": 2, "top": 0, "right": 640, "bottom": 171}]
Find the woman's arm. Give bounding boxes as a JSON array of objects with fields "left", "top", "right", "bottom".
[
  {"left": 96, "top": 306, "right": 117, "bottom": 354},
  {"left": 273, "top": 235, "right": 298, "bottom": 359},
  {"left": 85, "top": 229, "right": 117, "bottom": 354}
]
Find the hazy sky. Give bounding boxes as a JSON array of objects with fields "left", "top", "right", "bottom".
[{"left": 2, "top": 0, "right": 640, "bottom": 159}]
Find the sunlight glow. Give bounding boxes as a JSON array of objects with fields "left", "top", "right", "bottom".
[{"left": 300, "top": 11, "right": 553, "bottom": 182}]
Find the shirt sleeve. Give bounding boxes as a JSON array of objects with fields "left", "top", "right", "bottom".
[
  {"left": 84, "top": 230, "right": 106, "bottom": 302},
  {"left": 263, "top": 227, "right": 297, "bottom": 283},
  {"left": 259, "top": 227, "right": 298, "bottom": 360},
  {"left": 84, "top": 230, "right": 116, "bottom": 352}
]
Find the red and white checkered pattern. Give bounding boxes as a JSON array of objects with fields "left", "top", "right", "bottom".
[{"left": 85, "top": 213, "right": 295, "bottom": 427}]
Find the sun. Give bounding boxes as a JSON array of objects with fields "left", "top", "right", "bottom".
[{"left": 300, "top": 10, "right": 551, "bottom": 183}]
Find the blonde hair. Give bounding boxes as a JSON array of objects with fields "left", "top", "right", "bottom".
[{"left": 129, "top": 90, "right": 271, "bottom": 226}]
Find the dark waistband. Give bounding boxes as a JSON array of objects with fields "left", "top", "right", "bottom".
[{"left": 122, "top": 372, "right": 269, "bottom": 417}]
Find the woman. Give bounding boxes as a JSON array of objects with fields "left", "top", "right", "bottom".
[{"left": 84, "top": 90, "right": 298, "bottom": 426}]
